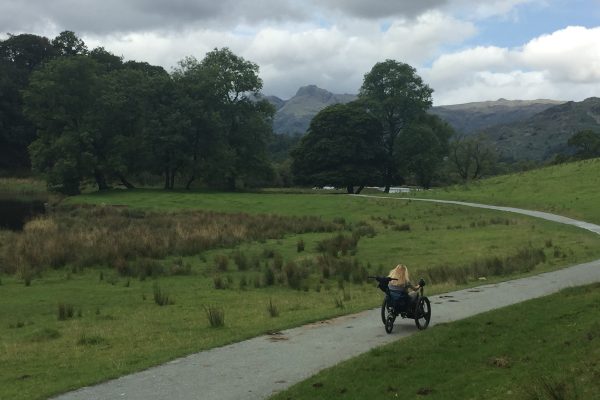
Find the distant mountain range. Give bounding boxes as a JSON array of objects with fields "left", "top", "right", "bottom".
[{"left": 268, "top": 85, "right": 600, "bottom": 162}]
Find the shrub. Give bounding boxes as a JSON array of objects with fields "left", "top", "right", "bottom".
[
  {"left": 316, "top": 234, "right": 359, "bottom": 257},
  {"left": 77, "top": 333, "right": 107, "bottom": 346},
  {"left": 205, "top": 305, "right": 225, "bottom": 328},
  {"left": 213, "top": 275, "right": 228, "bottom": 290},
  {"left": 264, "top": 267, "right": 275, "bottom": 286},
  {"left": 57, "top": 303, "right": 74, "bottom": 321},
  {"left": 233, "top": 251, "right": 249, "bottom": 271},
  {"left": 214, "top": 254, "right": 229, "bottom": 272},
  {"left": 153, "top": 284, "right": 173, "bottom": 306},
  {"left": 267, "top": 298, "right": 279, "bottom": 317}
]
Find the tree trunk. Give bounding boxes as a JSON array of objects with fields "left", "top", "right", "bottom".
[
  {"left": 117, "top": 173, "right": 135, "bottom": 189},
  {"left": 94, "top": 169, "right": 109, "bottom": 191},
  {"left": 185, "top": 175, "right": 195, "bottom": 190},
  {"left": 355, "top": 185, "right": 365, "bottom": 194},
  {"left": 346, "top": 185, "right": 354, "bottom": 194},
  {"left": 169, "top": 170, "right": 176, "bottom": 189},
  {"left": 164, "top": 168, "right": 170, "bottom": 189}
]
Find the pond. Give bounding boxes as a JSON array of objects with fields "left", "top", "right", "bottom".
[{"left": 0, "top": 199, "right": 46, "bottom": 231}]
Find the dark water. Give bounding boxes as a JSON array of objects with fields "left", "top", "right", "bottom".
[{"left": 0, "top": 199, "right": 46, "bottom": 231}]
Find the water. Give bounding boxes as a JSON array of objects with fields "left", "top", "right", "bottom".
[{"left": 0, "top": 199, "right": 46, "bottom": 230}]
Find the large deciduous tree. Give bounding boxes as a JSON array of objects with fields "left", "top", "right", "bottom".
[
  {"left": 291, "top": 102, "right": 385, "bottom": 194},
  {"left": 358, "top": 60, "right": 433, "bottom": 192},
  {"left": 397, "top": 114, "right": 453, "bottom": 188},
  {"left": 0, "top": 33, "right": 56, "bottom": 170}
]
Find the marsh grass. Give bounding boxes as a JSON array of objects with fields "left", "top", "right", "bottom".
[
  {"left": 0, "top": 206, "right": 338, "bottom": 277},
  {"left": 267, "top": 298, "right": 279, "bottom": 317},
  {"left": 57, "top": 303, "right": 74, "bottom": 321},
  {"left": 152, "top": 284, "right": 173, "bottom": 306},
  {"left": 421, "top": 246, "right": 547, "bottom": 284},
  {"left": 205, "top": 305, "right": 225, "bottom": 328}
]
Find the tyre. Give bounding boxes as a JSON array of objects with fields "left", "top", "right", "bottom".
[
  {"left": 385, "top": 314, "right": 395, "bottom": 334},
  {"left": 381, "top": 298, "right": 394, "bottom": 325},
  {"left": 414, "top": 296, "right": 431, "bottom": 330}
]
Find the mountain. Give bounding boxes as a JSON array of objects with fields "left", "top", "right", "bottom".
[
  {"left": 270, "top": 85, "right": 356, "bottom": 134},
  {"left": 430, "top": 99, "right": 565, "bottom": 134},
  {"left": 482, "top": 97, "right": 600, "bottom": 161}
]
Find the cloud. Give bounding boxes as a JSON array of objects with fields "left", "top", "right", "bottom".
[
  {"left": 314, "top": 0, "right": 449, "bottom": 19},
  {"left": 424, "top": 25, "right": 600, "bottom": 105},
  {"left": 0, "top": 0, "right": 309, "bottom": 35}
]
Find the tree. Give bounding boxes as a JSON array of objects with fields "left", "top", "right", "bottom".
[
  {"left": 0, "top": 33, "right": 56, "bottom": 170},
  {"left": 449, "top": 135, "right": 497, "bottom": 181},
  {"left": 358, "top": 60, "right": 433, "bottom": 192},
  {"left": 568, "top": 129, "right": 600, "bottom": 159},
  {"left": 397, "top": 114, "right": 453, "bottom": 188},
  {"left": 24, "top": 56, "right": 102, "bottom": 193},
  {"left": 197, "top": 48, "right": 274, "bottom": 190},
  {"left": 51, "top": 31, "right": 88, "bottom": 56},
  {"left": 292, "top": 102, "right": 385, "bottom": 194}
]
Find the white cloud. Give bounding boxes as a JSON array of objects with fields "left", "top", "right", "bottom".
[{"left": 424, "top": 25, "right": 600, "bottom": 105}]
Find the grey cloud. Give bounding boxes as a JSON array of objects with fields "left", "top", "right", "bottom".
[
  {"left": 315, "top": 0, "right": 449, "bottom": 19},
  {"left": 0, "top": 0, "right": 308, "bottom": 35}
]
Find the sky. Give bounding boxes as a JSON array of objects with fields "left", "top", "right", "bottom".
[{"left": 2, "top": 0, "right": 600, "bottom": 105}]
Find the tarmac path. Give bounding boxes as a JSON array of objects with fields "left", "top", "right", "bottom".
[{"left": 53, "top": 197, "right": 600, "bottom": 400}]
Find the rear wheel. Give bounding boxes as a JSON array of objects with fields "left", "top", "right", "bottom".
[{"left": 414, "top": 297, "right": 431, "bottom": 330}]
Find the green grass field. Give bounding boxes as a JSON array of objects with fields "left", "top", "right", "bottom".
[
  {"left": 407, "top": 158, "right": 600, "bottom": 224},
  {"left": 270, "top": 283, "right": 600, "bottom": 400},
  {"left": 1, "top": 158, "right": 600, "bottom": 399}
]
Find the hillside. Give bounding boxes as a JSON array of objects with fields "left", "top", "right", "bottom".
[
  {"left": 271, "top": 85, "right": 356, "bottom": 134},
  {"left": 483, "top": 97, "right": 600, "bottom": 161},
  {"left": 429, "top": 98, "right": 564, "bottom": 134},
  {"left": 410, "top": 157, "right": 600, "bottom": 224}
]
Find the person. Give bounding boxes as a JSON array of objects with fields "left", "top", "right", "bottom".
[{"left": 388, "top": 264, "right": 420, "bottom": 302}]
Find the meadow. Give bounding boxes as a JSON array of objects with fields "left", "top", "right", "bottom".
[
  {"left": 407, "top": 157, "right": 600, "bottom": 224},
  {"left": 1, "top": 188, "right": 600, "bottom": 399}
]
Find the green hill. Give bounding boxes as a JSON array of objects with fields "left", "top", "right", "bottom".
[{"left": 412, "top": 158, "right": 600, "bottom": 224}]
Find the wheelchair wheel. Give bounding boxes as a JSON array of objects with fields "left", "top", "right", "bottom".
[
  {"left": 414, "top": 296, "right": 431, "bottom": 330},
  {"left": 381, "top": 298, "right": 394, "bottom": 325},
  {"left": 385, "top": 314, "right": 395, "bottom": 334}
]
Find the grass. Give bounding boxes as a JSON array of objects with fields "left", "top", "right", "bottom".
[
  {"left": 270, "top": 283, "right": 600, "bottom": 400},
  {"left": 405, "top": 157, "right": 600, "bottom": 224},
  {"left": 1, "top": 174, "right": 600, "bottom": 399}
]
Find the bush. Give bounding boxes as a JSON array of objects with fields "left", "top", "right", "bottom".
[
  {"left": 57, "top": 303, "right": 74, "bottom": 321},
  {"left": 205, "top": 305, "right": 225, "bottom": 328},
  {"left": 214, "top": 254, "right": 229, "bottom": 272},
  {"left": 153, "top": 284, "right": 173, "bottom": 306},
  {"left": 267, "top": 298, "right": 279, "bottom": 317}
]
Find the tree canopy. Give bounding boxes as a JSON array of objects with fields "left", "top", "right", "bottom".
[
  {"left": 19, "top": 33, "right": 275, "bottom": 193},
  {"left": 358, "top": 60, "right": 433, "bottom": 191},
  {"left": 292, "top": 102, "right": 385, "bottom": 193}
]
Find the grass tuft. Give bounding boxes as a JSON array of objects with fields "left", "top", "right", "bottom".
[{"left": 205, "top": 305, "right": 225, "bottom": 328}]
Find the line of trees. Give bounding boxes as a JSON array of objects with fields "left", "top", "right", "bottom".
[
  {"left": 292, "top": 60, "right": 454, "bottom": 192},
  {"left": 2, "top": 31, "right": 274, "bottom": 193}
]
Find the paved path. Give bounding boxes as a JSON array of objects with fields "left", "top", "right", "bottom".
[{"left": 54, "top": 197, "right": 600, "bottom": 400}]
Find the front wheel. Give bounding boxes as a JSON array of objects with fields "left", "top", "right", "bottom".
[{"left": 414, "top": 297, "right": 431, "bottom": 330}]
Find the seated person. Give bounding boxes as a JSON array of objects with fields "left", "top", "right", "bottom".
[{"left": 388, "top": 264, "right": 421, "bottom": 303}]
